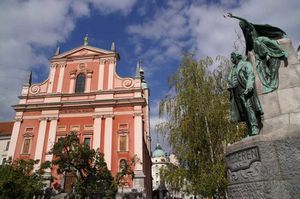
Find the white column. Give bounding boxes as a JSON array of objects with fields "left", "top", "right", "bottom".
[
  {"left": 85, "top": 71, "right": 93, "bottom": 93},
  {"left": 93, "top": 115, "right": 102, "bottom": 150},
  {"left": 7, "top": 118, "right": 22, "bottom": 159},
  {"left": 107, "top": 58, "right": 115, "bottom": 90},
  {"left": 56, "top": 64, "right": 66, "bottom": 93},
  {"left": 134, "top": 112, "right": 143, "bottom": 171},
  {"left": 104, "top": 115, "right": 113, "bottom": 170},
  {"left": 47, "top": 64, "right": 57, "bottom": 93},
  {"left": 69, "top": 72, "right": 76, "bottom": 93},
  {"left": 34, "top": 117, "right": 48, "bottom": 170},
  {"left": 45, "top": 117, "right": 58, "bottom": 163},
  {"left": 98, "top": 59, "right": 105, "bottom": 90}
]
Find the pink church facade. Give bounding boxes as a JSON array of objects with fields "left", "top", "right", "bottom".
[{"left": 8, "top": 39, "right": 152, "bottom": 197}]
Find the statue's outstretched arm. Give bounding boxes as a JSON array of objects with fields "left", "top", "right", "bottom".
[{"left": 227, "top": 13, "right": 252, "bottom": 27}]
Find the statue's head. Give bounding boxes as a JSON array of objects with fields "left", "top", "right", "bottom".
[{"left": 230, "top": 52, "right": 242, "bottom": 64}]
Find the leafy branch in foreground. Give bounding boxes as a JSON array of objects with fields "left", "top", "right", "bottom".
[
  {"left": 158, "top": 54, "right": 245, "bottom": 198},
  {"left": 51, "top": 132, "right": 117, "bottom": 199},
  {"left": 0, "top": 159, "right": 50, "bottom": 198}
]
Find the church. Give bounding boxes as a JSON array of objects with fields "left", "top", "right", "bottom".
[{"left": 7, "top": 36, "right": 152, "bottom": 197}]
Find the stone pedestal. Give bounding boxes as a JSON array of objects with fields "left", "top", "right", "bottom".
[
  {"left": 226, "top": 133, "right": 300, "bottom": 198},
  {"left": 133, "top": 170, "right": 146, "bottom": 187},
  {"left": 253, "top": 38, "right": 300, "bottom": 135},
  {"left": 226, "top": 39, "right": 300, "bottom": 198}
]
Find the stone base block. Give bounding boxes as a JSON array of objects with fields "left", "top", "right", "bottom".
[
  {"left": 132, "top": 170, "right": 146, "bottom": 198},
  {"left": 226, "top": 131, "right": 300, "bottom": 199}
]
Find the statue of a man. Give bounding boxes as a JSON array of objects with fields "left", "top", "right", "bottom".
[
  {"left": 228, "top": 52, "right": 264, "bottom": 136},
  {"left": 227, "top": 13, "right": 288, "bottom": 93}
]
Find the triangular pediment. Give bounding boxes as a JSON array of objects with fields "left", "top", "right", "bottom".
[{"left": 52, "top": 45, "right": 114, "bottom": 59}]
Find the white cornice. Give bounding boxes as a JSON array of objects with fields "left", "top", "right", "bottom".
[
  {"left": 12, "top": 97, "right": 147, "bottom": 111},
  {"left": 19, "top": 88, "right": 143, "bottom": 99}
]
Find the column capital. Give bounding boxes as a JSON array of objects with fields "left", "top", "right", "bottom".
[
  {"left": 60, "top": 63, "right": 67, "bottom": 68},
  {"left": 103, "top": 114, "right": 114, "bottom": 119},
  {"left": 14, "top": 117, "right": 23, "bottom": 122},
  {"left": 86, "top": 71, "right": 93, "bottom": 78},
  {"left": 39, "top": 117, "right": 48, "bottom": 121},
  {"left": 50, "top": 64, "right": 58, "bottom": 68},
  {"left": 93, "top": 114, "right": 103, "bottom": 119},
  {"left": 133, "top": 112, "right": 143, "bottom": 117},
  {"left": 70, "top": 70, "right": 77, "bottom": 78},
  {"left": 99, "top": 58, "right": 106, "bottom": 64},
  {"left": 108, "top": 57, "right": 116, "bottom": 64}
]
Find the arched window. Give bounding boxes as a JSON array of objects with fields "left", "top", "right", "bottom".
[
  {"left": 75, "top": 73, "right": 85, "bottom": 93},
  {"left": 119, "top": 159, "right": 128, "bottom": 171}
]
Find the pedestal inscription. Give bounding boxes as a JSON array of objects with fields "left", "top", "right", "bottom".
[{"left": 226, "top": 146, "right": 260, "bottom": 172}]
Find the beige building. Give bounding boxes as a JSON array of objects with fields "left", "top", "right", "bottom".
[
  {"left": 151, "top": 145, "right": 199, "bottom": 199},
  {"left": 0, "top": 122, "right": 13, "bottom": 165},
  {"left": 151, "top": 144, "right": 168, "bottom": 190}
]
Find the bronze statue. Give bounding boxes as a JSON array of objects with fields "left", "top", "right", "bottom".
[
  {"left": 228, "top": 52, "right": 264, "bottom": 136},
  {"left": 227, "top": 13, "right": 288, "bottom": 93}
]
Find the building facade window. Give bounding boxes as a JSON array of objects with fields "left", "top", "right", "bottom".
[
  {"left": 2, "top": 158, "right": 6, "bottom": 165},
  {"left": 119, "top": 159, "right": 127, "bottom": 171},
  {"left": 83, "top": 137, "right": 91, "bottom": 148},
  {"left": 119, "top": 134, "right": 128, "bottom": 152},
  {"left": 22, "top": 138, "right": 31, "bottom": 154},
  {"left": 75, "top": 73, "right": 85, "bottom": 93},
  {"left": 5, "top": 141, "right": 10, "bottom": 151}
]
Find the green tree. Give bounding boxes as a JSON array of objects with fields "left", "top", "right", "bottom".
[
  {"left": 0, "top": 159, "right": 49, "bottom": 199},
  {"left": 51, "top": 132, "right": 117, "bottom": 198},
  {"left": 158, "top": 54, "right": 244, "bottom": 198}
]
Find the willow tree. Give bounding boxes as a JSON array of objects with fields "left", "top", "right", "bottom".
[{"left": 158, "top": 54, "right": 244, "bottom": 198}]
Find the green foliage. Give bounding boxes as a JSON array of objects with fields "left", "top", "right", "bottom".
[
  {"left": 158, "top": 54, "right": 245, "bottom": 198},
  {"left": 51, "top": 132, "right": 117, "bottom": 198},
  {"left": 0, "top": 159, "right": 48, "bottom": 199}
]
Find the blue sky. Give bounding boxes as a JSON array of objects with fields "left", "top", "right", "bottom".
[{"left": 1, "top": 0, "right": 300, "bottom": 152}]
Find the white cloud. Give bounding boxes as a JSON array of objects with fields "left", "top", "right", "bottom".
[
  {"left": 128, "top": 0, "right": 300, "bottom": 70},
  {"left": 0, "top": 0, "right": 138, "bottom": 120},
  {"left": 90, "top": 0, "right": 137, "bottom": 15}
]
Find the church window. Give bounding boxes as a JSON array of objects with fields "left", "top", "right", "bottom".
[
  {"left": 22, "top": 138, "right": 31, "bottom": 154},
  {"left": 119, "top": 159, "right": 128, "bottom": 171},
  {"left": 5, "top": 141, "right": 10, "bottom": 151},
  {"left": 75, "top": 73, "right": 85, "bottom": 93},
  {"left": 83, "top": 137, "right": 91, "bottom": 148},
  {"left": 119, "top": 135, "right": 128, "bottom": 152}
]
